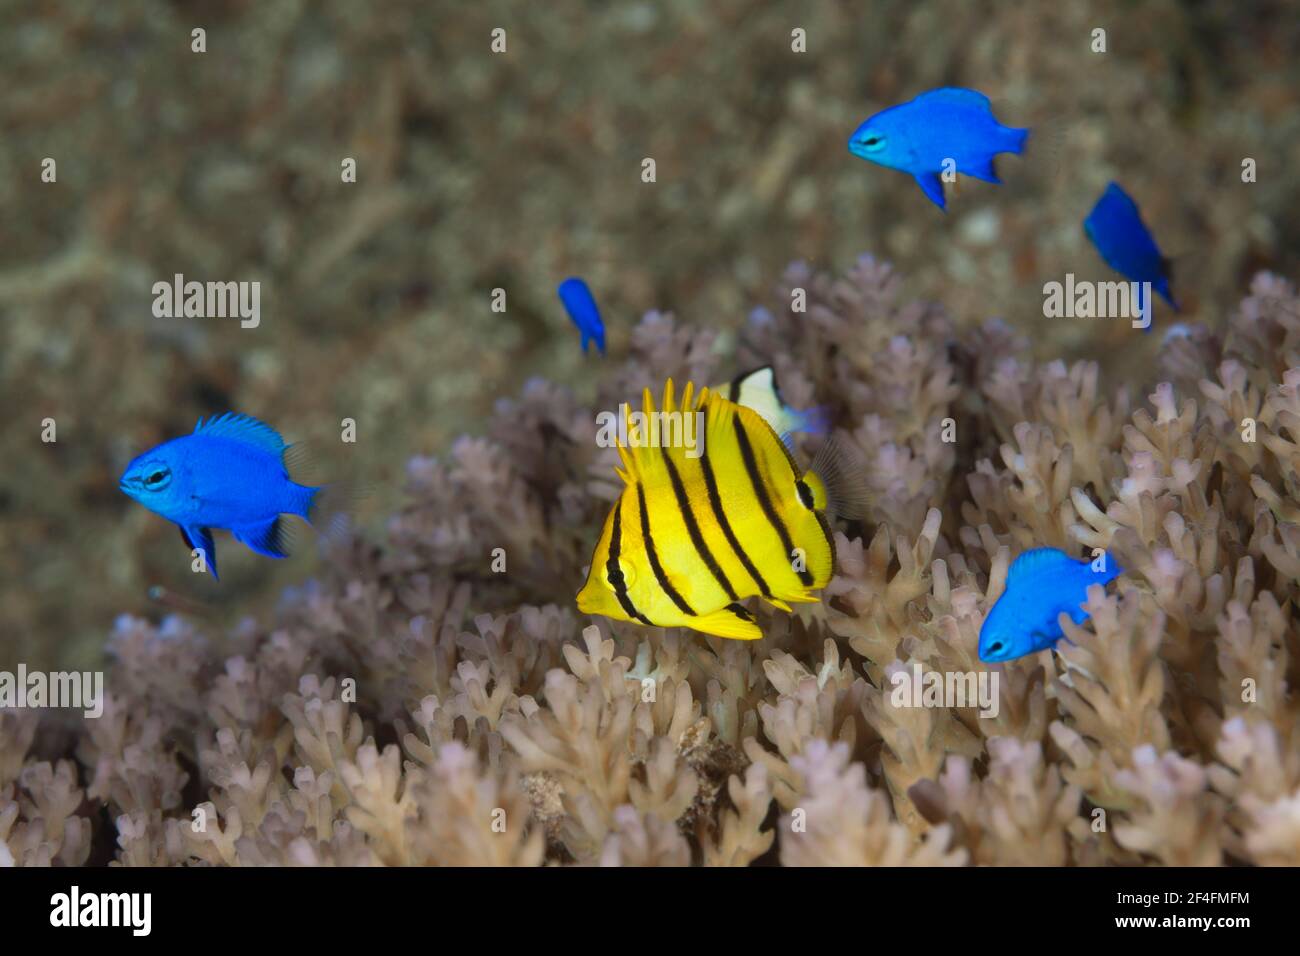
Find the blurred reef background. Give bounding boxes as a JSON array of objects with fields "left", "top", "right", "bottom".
[
  {"left": 2, "top": 1, "right": 1300, "bottom": 868},
  {"left": 3, "top": 0, "right": 1298, "bottom": 670},
  {"left": 2, "top": 1, "right": 1300, "bottom": 671}
]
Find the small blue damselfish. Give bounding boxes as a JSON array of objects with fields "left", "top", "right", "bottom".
[
  {"left": 848, "top": 87, "right": 1028, "bottom": 211},
  {"left": 119, "top": 413, "right": 349, "bottom": 580},
  {"left": 558, "top": 277, "right": 606, "bottom": 355},
  {"left": 978, "top": 548, "right": 1123, "bottom": 663},
  {"left": 1084, "top": 181, "right": 1178, "bottom": 322}
]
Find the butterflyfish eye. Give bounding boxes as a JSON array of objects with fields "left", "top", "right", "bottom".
[{"left": 795, "top": 479, "right": 815, "bottom": 510}]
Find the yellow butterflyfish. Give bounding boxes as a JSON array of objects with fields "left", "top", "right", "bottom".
[{"left": 577, "top": 378, "right": 863, "bottom": 640}]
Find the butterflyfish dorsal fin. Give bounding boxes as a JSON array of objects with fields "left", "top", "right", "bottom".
[
  {"left": 735, "top": 366, "right": 778, "bottom": 404},
  {"left": 614, "top": 378, "right": 714, "bottom": 480},
  {"left": 614, "top": 400, "right": 639, "bottom": 484}
]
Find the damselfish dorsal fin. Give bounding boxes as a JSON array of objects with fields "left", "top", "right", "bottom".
[
  {"left": 1008, "top": 547, "right": 1077, "bottom": 584},
  {"left": 194, "top": 413, "right": 287, "bottom": 456},
  {"left": 914, "top": 87, "right": 993, "bottom": 113}
]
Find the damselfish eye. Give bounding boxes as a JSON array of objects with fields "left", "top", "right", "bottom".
[
  {"left": 144, "top": 469, "right": 169, "bottom": 486},
  {"left": 865, "top": 137, "right": 880, "bottom": 145}
]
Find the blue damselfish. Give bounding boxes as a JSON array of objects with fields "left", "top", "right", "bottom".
[
  {"left": 119, "top": 413, "right": 347, "bottom": 580},
  {"left": 978, "top": 548, "right": 1123, "bottom": 663},
  {"left": 558, "top": 277, "right": 606, "bottom": 355},
  {"left": 848, "top": 87, "right": 1028, "bottom": 210},
  {"left": 1084, "top": 181, "right": 1178, "bottom": 319}
]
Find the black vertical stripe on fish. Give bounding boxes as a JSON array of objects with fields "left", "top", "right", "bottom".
[
  {"left": 728, "top": 372, "right": 745, "bottom": 403},
  {"left": 733, "top": 415, "right": 815, "bottom": 587},
  {"left": 662, "top": 450, "right": 738, "bottom": 601},
  {"left": 607, "top": 496, "right": 653, "bottom": 626},
  {"left": 726, "top": 602, "right": 756, "bottom": 622},
  {"left": 699, "top": 443, "right": 772, "bottom": 598},
  {"left": 813, "top": 510, "right": 837, "bottom": 579},
  {"left": 637, "top": 483, "right": 695, "bottom": 616},
  {"left": 796, "top": 479, "right": 815, "bottom": 510}
]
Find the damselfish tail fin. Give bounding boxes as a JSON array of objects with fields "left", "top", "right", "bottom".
[
  {"left": 1005, "top": 126, "right": 1030, "bottom": 154},
  {"left": 285, "top": 440, "right": 365, "bottom": 546},
  {"left": 1014, "top": 117, "right": 1075, "bottom": 186},
  {"left": 306, "top": 482, "right": 363, "bottom": 545}
]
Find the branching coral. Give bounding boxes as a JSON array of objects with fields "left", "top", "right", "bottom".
[
  {"left": 922, "top": 736, "right": 1082, "bottom": 866},
  {"left": 5, "top": 258, "right": 1299, "bottom": 866},
  {"left": 779, "top": 740, "right": 965, "bottom": 866},
  {"left": 0, "top": 711, "right": 91, "bottom": 866}
]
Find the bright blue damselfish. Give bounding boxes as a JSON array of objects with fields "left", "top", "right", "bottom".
[
  {"left": 558, "top": 277, "right": 606, "bottom": 355},
  {"left": 848, "top": 87, "right": 1028, "bottom": 211},
  {"left": 119, "top": 413, "right": 344, "bottom": 580},
  {"left": 978, "top": 548, "right": 1123, "bottom": 663},
  {"left": 1084, "top": 181, "right": 1178, "bottom": 321}
]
